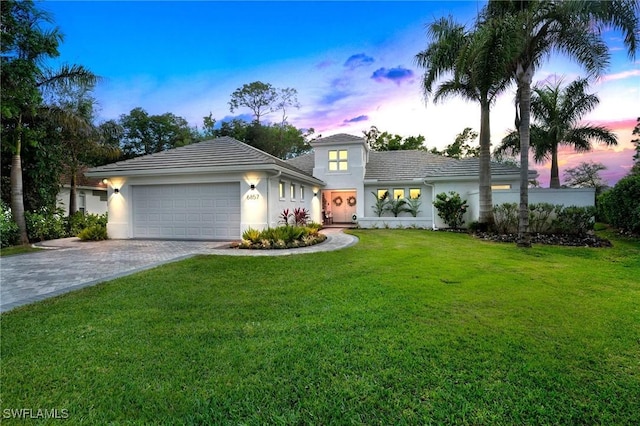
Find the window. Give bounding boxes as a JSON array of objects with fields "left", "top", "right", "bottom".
[
  {"left": 393, "top": 189, "right": 405, "bottom": 200},
  {"left": 290, "top": 183, "right": 296, "bottom": 200},
  {"left": 79, "top": 192, "right": 86, "bottom": 214},
  {"left": 329, "top": 150, "right": 348, "bottom": 171},
  {"left": 279, "top": 181, "right": 285, "bottom": 199},
  {"left": 377, "top": 189, "right": 389, "bottom": 200},
  {"left": 491, "top": 184, "right": 512, "bottom": 190},
  {"left": 409, "top": 188, "right": 421, "bottom": 199},
  {"left": 300, "top": 186, "right": 305, "bottom": 201},
  {"left": 93, "top": 190, "right": 108, "bottom": 202}
]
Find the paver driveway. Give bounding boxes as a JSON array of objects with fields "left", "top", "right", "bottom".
[{"left": 0, "top": 229, "right": 356, "bottom": 313}]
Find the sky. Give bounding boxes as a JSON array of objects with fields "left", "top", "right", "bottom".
[{"left": 42, "top": 0, "right": 639, "bottom": 186}]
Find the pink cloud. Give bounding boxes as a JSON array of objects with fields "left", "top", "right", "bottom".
[{"left": 598, "top": 69, "right": 640, "bottom": 83}]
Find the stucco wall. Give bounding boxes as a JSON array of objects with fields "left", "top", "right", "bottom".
[{"left": 57, "top": 187, "right": 108, "bottom": 216}]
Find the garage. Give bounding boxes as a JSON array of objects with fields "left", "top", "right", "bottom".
[{"left": 132, "top": 183, "right": 241, "bottom": 240}]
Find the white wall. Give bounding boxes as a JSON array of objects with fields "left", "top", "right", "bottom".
[{"left": 56, "top": 186, "right": 108, "bottom": 216}]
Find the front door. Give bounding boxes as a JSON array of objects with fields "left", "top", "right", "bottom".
[{"left": 327, "top": 191, "right": 356, "bottom": 223}]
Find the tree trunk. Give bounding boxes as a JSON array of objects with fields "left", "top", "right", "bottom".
[
  {"left": 478, "top": 100, "right": 494, "bottom": 227},
  {"left": 10, "top": 151, "right": 30, "bottom": 245},
  {"left": 549, "top": 144, "right": 561, "bottom": 188},
  {"left": 69, "top": 172, "right": 78, "bottom": 216},
  {"left": 516, "top": 64, "right": 533, "bottom": 248}
]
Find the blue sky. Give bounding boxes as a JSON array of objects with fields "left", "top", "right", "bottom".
[{"left": 43, "top": 1, "right": 639, "bottom": 185}]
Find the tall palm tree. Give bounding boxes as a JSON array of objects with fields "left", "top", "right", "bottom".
[
  {"left": 484, "top": 0, "right": 639, "bottom": 247},
  {"left": 495, "top": 78, "right": 617, "bottom": 188},
  {"left": 1, "top": 0, "right": 98, "bottom": 243},
  {"left": 415, "top": 16, "right": 512, "bottom": 227},
  {"left": 47, "top": 85, "right": 119, "bottom": 216}
]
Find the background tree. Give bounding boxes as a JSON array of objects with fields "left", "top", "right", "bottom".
[
  {"left": 563, "top": 161, "right": 608, "bottom": 196},
  {"left": 415, "top": 15, "right": 512, "bottom": 227},
  {"left": 119, "top": 107, "right": 197, "bottom": 158},
  {"left": 484, "top": 0, "right": 639, "bottom": 247},
  {"left": 1, "top": 0, "right": 98, "bottom": 243},
  {"left": 363, "top": 126, "right": 426, "bottom": 151},
  {"left": 495, "top": 78, "right": 617, "bottom": 188},
  {"left": 228, "top": 81, "right": 279, "bottom": 124},
  {"left": 430, "top": 127, "right": 479, "bottom": 159},
  {"left": 631, "top": 117, "right": 640, "bottom": 175},
  {"left": 45, "top": 84, "right": 120, "bottom": 215}
]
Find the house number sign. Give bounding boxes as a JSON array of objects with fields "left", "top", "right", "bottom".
[{"left": 246, "top": 194, "right": 260, "bottom": 200}]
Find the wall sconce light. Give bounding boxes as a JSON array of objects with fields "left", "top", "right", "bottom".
[
  {"left": 313, "top": 192, "right": 318, "bottom": 197},
  {"left": 113, "top": 188, "right": 120, "bottom": 194},
  {"left": 250, "top": 184, "right": 256, "bottom": 190}
]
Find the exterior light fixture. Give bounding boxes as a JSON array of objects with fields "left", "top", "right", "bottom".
[
  {"left": 113, "top": 188, "right": 120, "bottom": 194},
  {"left": 313, "top": 192, "right": 318, "bottom": 197},
  {"left": 250, "top": 184, "right": 256, "bottom": 190},
  {"left": 102, "top": 178, "right": 109, "bottom": 185}
]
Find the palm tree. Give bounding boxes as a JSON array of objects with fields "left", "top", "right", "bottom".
[
  {"left": 484, "top": 0, "right": 639, "bottom": 247},
  {"left": 46, "top": 85, "right": 119, "bottom": 216},
  {"left": 495, "top": 78, "right": 617, "bottom": 188},
  {"left": 1, "top": 0, "right": 98, "bottom": 243},
  {"left": 415, "top": 16, "right": 512, "bottom": 227}
]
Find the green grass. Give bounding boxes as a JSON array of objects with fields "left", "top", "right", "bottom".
[
  {"left": 1, "top": 230, "right": 639, "bottom": 424},
  {"left": 0, "top": 244, "right": 42, "bottom": 257}
]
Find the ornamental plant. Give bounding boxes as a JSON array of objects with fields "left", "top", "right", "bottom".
[
  {"left": 371, "top": 191, "right": 389, "bottom": 217},
  {"left": 433, "top": 192, "right": 468, "bottom": 229}
]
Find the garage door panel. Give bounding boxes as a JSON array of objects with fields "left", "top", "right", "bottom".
[{"left": 133, "top": 183, "right": 240, "bottom": 240}]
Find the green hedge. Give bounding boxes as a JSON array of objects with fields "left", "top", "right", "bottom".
[{"left": 598, "top": 174, "right": 640, "bottom": 234}]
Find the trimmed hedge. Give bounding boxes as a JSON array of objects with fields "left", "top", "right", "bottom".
[{"left": 598, "top": 174, "right": 640, "bottom": 234}]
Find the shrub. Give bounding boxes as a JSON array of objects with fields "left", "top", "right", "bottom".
[
  {"left": 77, "top": 224, "right": 108, "bottom": 241},
  {"left": 405, "top": 196, "right": 422, "bottom": 218},
  {"left": 372, "top": 191, "right": 389, "bottom": 217},
  {"left": 292, "top": 208, "right": 310, "bottom": 226},
  {"left": 553, "top": 206, "right": 596, "bottom": 235},
  {"left": 68, "top": 212, "right": 108, "bottom": 236},
  {"left": 493, "top": 203, "right": 518, "bottom": 234},
  {"left": 238, "top": 225, "right": 325, "bottom": 249},
  {"left": 25, "top": 208, "right": 67, "bottom": 242},
  {"left": 529, "top": 203, "right": 561, "bottom": 234},
  {"left": 242, "top": 227, "right": 262, "bottom": 243},
  {"left": 279, "top": 209, "right": 292, "bottom": 226},
  {"left": 387, "top": 197, "right": 409, "bottom": 217},
  {"left": 433, "top": 192, "right": 468, "bottom": 229},
  {"left": 0, "top": 200, "right": 19, "bottom": 248},
  {"left": 599, "top": 174, "right": 640, "bottom": 233}
]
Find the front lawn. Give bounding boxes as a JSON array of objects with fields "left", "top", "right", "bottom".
[{"left": 1, "top": 230, "right": 639, "bottom": 424}]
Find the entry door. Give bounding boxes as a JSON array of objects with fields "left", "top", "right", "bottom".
[{"left": 329, "top": 191, "right": 356, "bottom": 223}]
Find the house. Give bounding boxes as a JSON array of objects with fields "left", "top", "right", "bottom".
[
  {"left": 56, "top": 172, "right": 109, "bottom": 216},
  {"left": 86, "top": 134, "right": 595, "bottom": 240}
]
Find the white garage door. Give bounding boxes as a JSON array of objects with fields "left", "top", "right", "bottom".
[{"left": 132, "top": 183, "right": 241, "bottom": 240}]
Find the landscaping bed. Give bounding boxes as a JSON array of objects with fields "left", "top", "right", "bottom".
[{"left": 474, "top": 231, "right": 612, "bottom": 247}]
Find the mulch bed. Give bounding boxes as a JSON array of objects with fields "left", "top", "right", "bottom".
[{"left": 473, "top": 232, "right": 613, "bottom": 247}]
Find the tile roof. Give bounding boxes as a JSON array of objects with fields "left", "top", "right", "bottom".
[
  {"left": 286, "top": 149, "right": 530, "bottom": 182},
  {"left": 311, "top": 133, "right": 366, "bottom": 145},
  {"left": 87, "top": 137, "right": 319, "bottom": 182},
  {"left": 364, "top": 150, "right": 458, "bottom": 181},
  {"left": 425, "top": 157, "right": 526, "bottom": 179}
]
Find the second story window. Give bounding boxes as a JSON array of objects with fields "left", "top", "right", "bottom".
[{"left": 329, "top": 150, "right": 348, "bottom": 171}]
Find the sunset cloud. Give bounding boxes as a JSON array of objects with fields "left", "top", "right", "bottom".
[
  {"left": 371, "top": 66, "right": 414, "bottom": 84},
  {"left": 343, "top": 115, "right": 369, "bottom": 124},
  {"left": 598, "top": 69, "right": 640, "bottom": 83},
  {"left": 344, "top": 53, "right": 375, "bottom": 70}
]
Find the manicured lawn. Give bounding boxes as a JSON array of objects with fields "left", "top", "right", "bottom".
[
  {"left": 1, "top": 230, "right": 639, "bottom": 424},
  {"left": 0, "top": 244, "right": 42, "bottom": 257}
]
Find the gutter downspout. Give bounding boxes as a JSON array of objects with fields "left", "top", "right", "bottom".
[{"left": 423, "top": 181, "right": 438, "bottom": 230}]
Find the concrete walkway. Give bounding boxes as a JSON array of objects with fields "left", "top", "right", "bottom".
[{"left": 0, "top": 228, "right": 357, "bottom": 313}]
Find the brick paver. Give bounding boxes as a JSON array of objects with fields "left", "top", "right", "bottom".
[{"left": 0, "top": 229, "right": 356, "bottom": 313}]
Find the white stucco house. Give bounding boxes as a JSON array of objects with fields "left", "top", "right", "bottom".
[
  {"left": 56, "top": 174, "right": 109, "bottom": 216},
  {"left": 86, "top": 134, "right": 595, "bottom": 240}
]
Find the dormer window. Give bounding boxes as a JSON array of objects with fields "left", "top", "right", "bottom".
[{"left": 329, "top": 150, "right": 348, "bottom": 171}]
